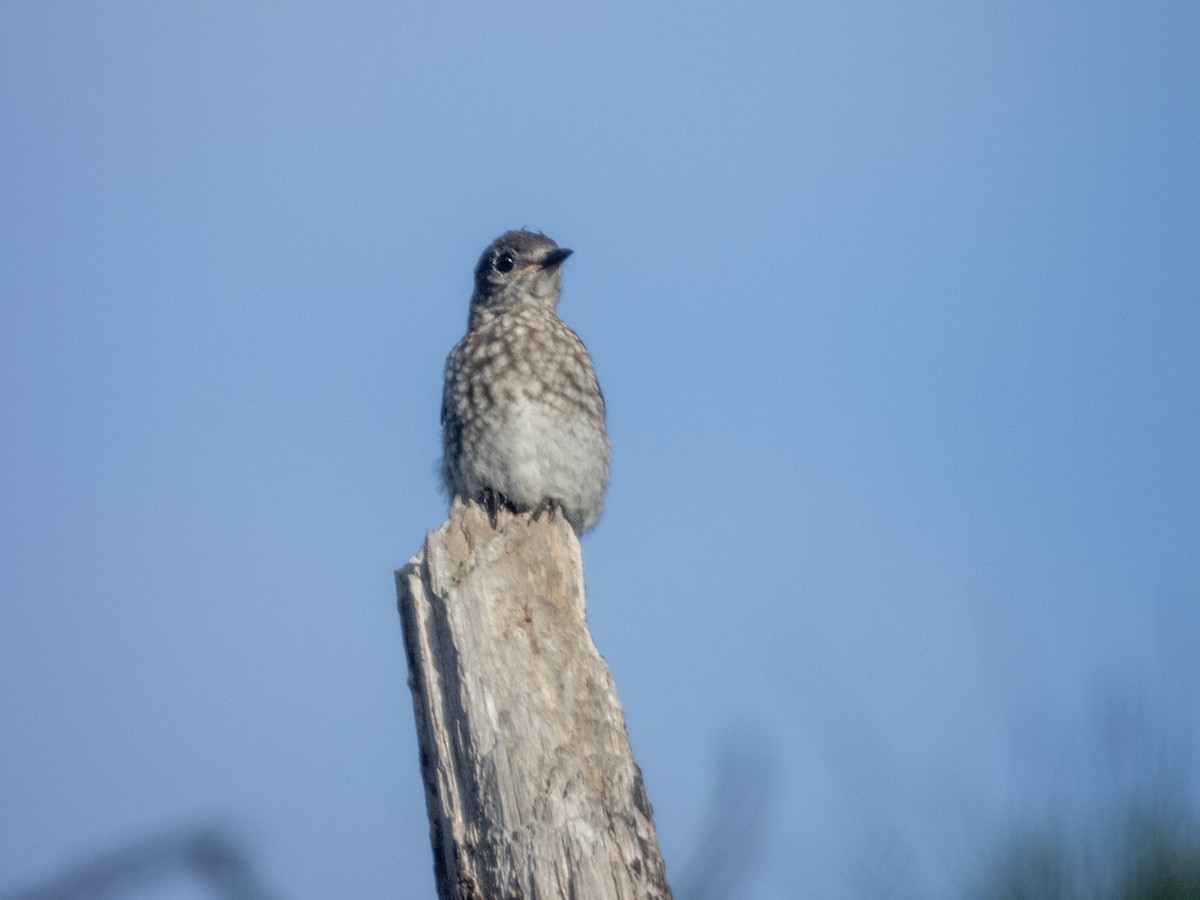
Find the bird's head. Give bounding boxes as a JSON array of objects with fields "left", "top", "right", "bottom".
[{"left": 469, "top": 230, "right": 572, "bottom": 325}]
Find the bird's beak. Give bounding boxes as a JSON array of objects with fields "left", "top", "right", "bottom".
[{"left": 541, "top": 248, "right": 573, "bottom": 270}]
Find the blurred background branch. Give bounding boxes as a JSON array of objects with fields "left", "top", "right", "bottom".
[
  {"left": 675, "top": 733, "right": 778, "bottom": 900},
  {"left": 2, "top": 825, "right": 280, "bottom": 900}
]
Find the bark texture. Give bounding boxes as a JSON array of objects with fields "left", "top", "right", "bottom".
[{"left": 396, "top": 499, "right": 671, "bottom": 900}]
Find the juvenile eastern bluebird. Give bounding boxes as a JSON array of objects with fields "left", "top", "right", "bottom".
[{"left": 441, "top": 230, "right": 610, "bottom": 535}]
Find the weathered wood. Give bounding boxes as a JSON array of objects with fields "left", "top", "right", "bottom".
[{"left": 396, "top": 499, "right": 672, "bottom": 900}]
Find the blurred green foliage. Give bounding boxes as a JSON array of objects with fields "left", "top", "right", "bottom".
[{"left": 971, "top": 809, "right": 1200, "bottom": 900}]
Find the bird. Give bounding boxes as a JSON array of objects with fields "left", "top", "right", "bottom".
[{"left": 440, "top": 230, "right": 610, "bottom": 535}]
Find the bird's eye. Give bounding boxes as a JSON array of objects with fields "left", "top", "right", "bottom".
[{"left": 494, "top": 252, "right": 515, "bottom": 274}]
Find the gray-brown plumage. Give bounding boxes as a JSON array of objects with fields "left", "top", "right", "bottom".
[{"left": 441, "top": 230, "right": 610, "bottom": 534}]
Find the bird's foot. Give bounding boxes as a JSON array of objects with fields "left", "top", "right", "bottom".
[
  {"left": 529, "top": 497, "right": 561, "bottom": 524},
  {"left": 480, "top": 488, "right": 516, "bottom": 529}
]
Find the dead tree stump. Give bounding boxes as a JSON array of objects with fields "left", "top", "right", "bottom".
[{"left": 396, "top": 499, "right": 672, "bottom": 899}]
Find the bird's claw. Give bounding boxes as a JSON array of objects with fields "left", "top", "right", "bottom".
[
  {"left": 480, "top": 488, "right": 516, "bottom": 529},
  {"left": 529, "top": 497, "right": 560, "bottom": 524}
]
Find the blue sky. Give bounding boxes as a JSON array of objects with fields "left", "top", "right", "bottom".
[{"left": 2, "top": 2, "right": 1197, "bottom": 897}]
